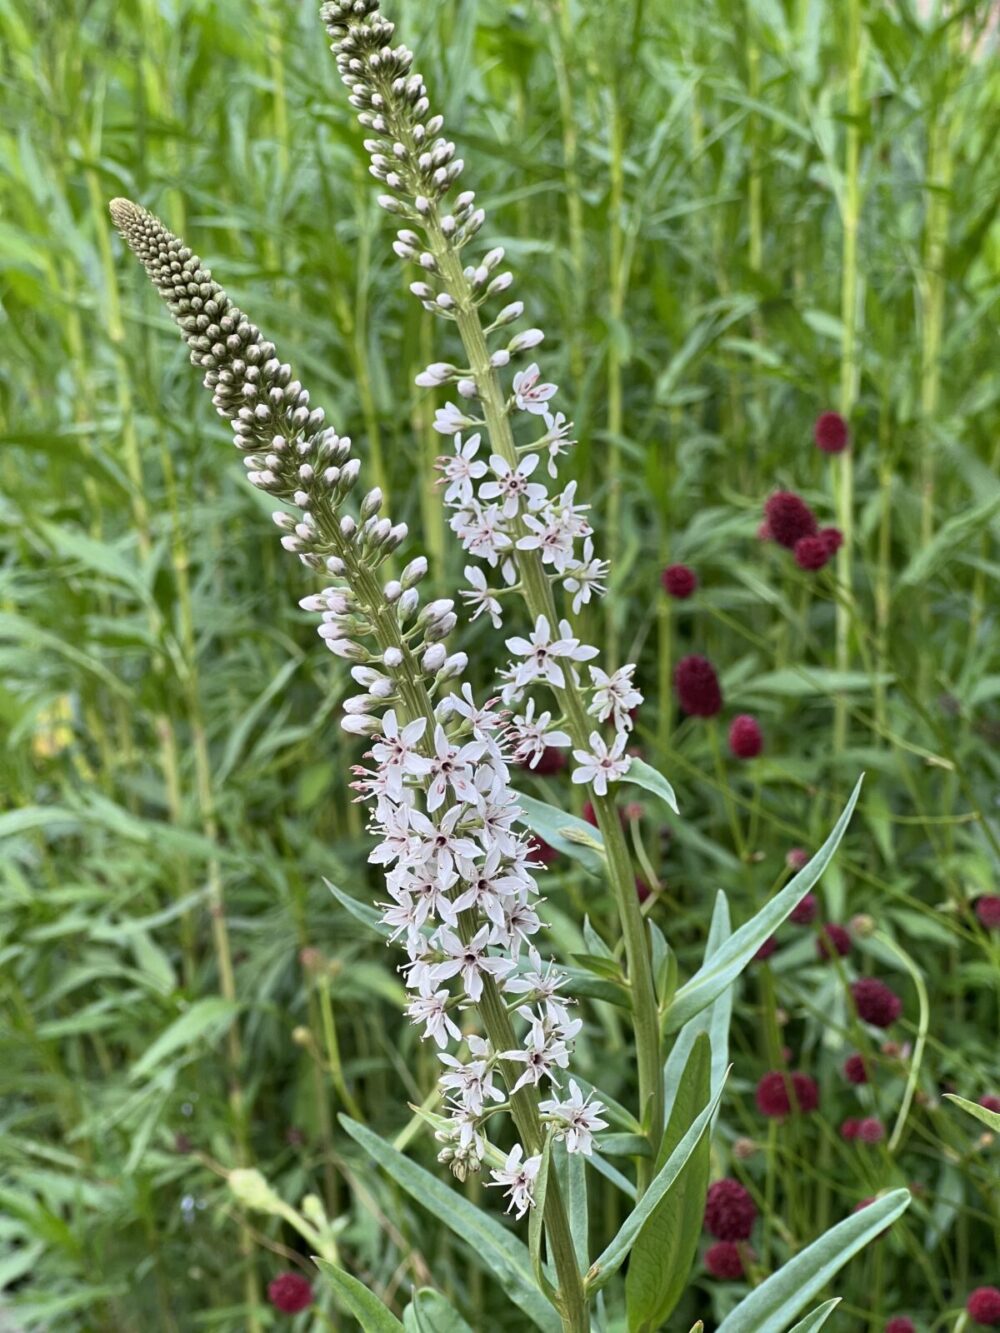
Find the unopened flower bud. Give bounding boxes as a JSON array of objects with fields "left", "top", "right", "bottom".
[
  {"left": 383, "top": 579, "right": 402, "bottom": 602},
  {"left": 341, "top": 713, "right": 380, "bottom": 736},
  {"left": 383, "top": 647, "right": 404, "bottom": 668},
  {"left": 361, "top": 487, "right": 383, "bottom": 519},
  {"left": 421, "top": 643, "right": 447, "bottom": 672},
  {"left": 401, "top": 557, "right": 428, "bottom": 588},
  {"left": 509, "top": 328, "right": 544, "bottom": 352}
]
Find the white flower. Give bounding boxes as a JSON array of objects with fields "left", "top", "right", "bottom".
[
  {"left": 538, "top": 411, "right": 575, "bottom": 477},
  {"left": 503, "top": 948, "right": 570, "bottom": 1021},
  {"left": 478, "top": 453, "right": 547, "bottom": 518},
  {"left": 588, "top": 664, "right": 643, "bottom": 730},
  {"left": 562, "top": 538, "right": 608, "bottom": 613},
  {"left": 571, "top": 730, "right": 631, "bottom": 795},
  {"left": 539, "top": 1080, "right": 608, "bottom": 1155},
  {"left": 512, "top": 363, "right": 557, "bottom": 415},
  {"left": 438, "top": 1046, "right": 504, "bottom": 1115},
  {"left": 459, "top": 565, "right": 503, "bottom": 628},
  {"left": 426, "top": 724, "right": 481, "bottom": 811},
  {"left": 370, "top": 711, "right": 432, "bottom": 800},
  {"left": 515, "top": 505, "right": 577, "bottom": 571},
  {"left": 510, "top": 699, "right": 572, "bottom": 768},
  {"left": 444, "top": 682, "right": 506, "bottom": 748},
  {"left": 433, "top": 926, "right": 516, "bottom": 1001},
  {"left": 450, "top": 500, "right": 513, "bottom": 567},
  {"left": 487, "top": 1143, "right": 541, "bottom": 1219},
  {"left": 438, "top": 433, "right": 487, "bottom": 505},
  {"left": 407, "top": 805, "right": 480, "bottom": 878},
  {"left": 502, "top": 1017, "right": 570, "bottom": 1091},
  {"left": 406, "top": 981, "right": 462, "bottom": 1048},
  {"left": 506, "top": 615, "right": 597, "bottom": 692}
]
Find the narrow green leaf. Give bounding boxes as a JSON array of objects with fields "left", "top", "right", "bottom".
[
  {"left": 943, "top": 1093, "right": 1000, "bottom": 1133},
  {"left": 747, "top": 669, "right": 892, "bottom": 697},
  {"left": 402, "top": 1289, "right": 475, "bottom": 1333},
  {"left": 325, "top": 878, "right": 388, "bottom": 937},
  {"left": 626, "top": 1033, "right": 712, "bottom": 1332},
  {"left": 129, "top": 998, "right": 240, "bottom": 1081},
  {"left": 528, "top": 1137, "right": 558, "bottom": 1302},
  {"left": 553, "top": 1141, "right": 588, "bottom": 1274},
  {"left": 716, "top": 1191, "right": 911, "bottom": 1332},
  {"left": 663, "top": 892, "right": 731, "bottom": 1121},
  {"left": 586, "top": 1075, "right": 726, "bottom": 1292},
  {"left": 515, "top": 793, "right": 605, "bottom": 871},
  {"left": 313, "top": 1257, "right": 404, "bottom": 1331},
  {"left": 666, "top": 777, "right": 862, "bottom": 1033},
  {"left": 899, "top": 492, "right": 1000, "bottom": 587},
  {"left": 340, "top": 1118, "right": 560, "bottom": 1333},
  {"left": 625, "top": 757, "right": 679, "bottom": 814},
  {"left": 787, "top": 1299, "right": 841, "bottom": 1332}
]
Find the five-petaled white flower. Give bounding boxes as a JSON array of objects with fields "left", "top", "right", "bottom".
[
  {"left": 370, "top": 711, "right": 432, "bottom": 800},
  {"left": 510, "top": 699, "right": 572, "bottom": 768},
  {"left": 433, "top": 926, "right": 516, "bottom": 1001},
  {"left": 588, "top": 664, "right": 643, "bottom": 730},
  {"left": 405, "top": 981, "right": 462, "bottom": 1049},
  {"left": 538, "top": 410, "right": 575, "bottom": 476},
  {"left": 438, "top": 433, "right": 488, "bottom": 505},
  {"left": 487, "top": 1143, "right": 541, "bottom": 1219},
  {"left": 479, "top": 453, "right": 547, "bottom": 518},
  {"left": 571, "top": 730, "right": 631, "bottom": 795},
  {"left": 512, "top": 363, "right": 558, "bottom": 416},
  {"left": 506, "top": 615, "right": 597, "bottom": 692},
  {"left": 539, "top": 1080, "right": 608, "bottom": 1155}
]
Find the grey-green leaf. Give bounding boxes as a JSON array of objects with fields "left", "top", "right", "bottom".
[
  {"left": 716, "top": 1190, "right": 910, "bottom": 1332},
  {"left": 666, "top": 776, "right": 862, "bottom": 1033},
  {"left": 313, "top": 1257, "right": 404, "bottom": 1331},
  {"left": 515, "top": 793, "right": 605, "bottom": 871},
  {"left": 787, "top": 1299, "right": 841, "bottom": 1332},
  {"left": 129, "top": 998, "right": 240, "bottom": 1081},
  {"left": 402, "top": 1289, "right": 475, "bottom": 1333},
  {"left": 943, "top": 1092, "right": 1000, "bottom": 1133},
  {"left": 340, "top": 1118, "right": 560, "bottom": 1333},
  {"left": 626, "top": 1032, "right": 712, "bottom": 1332},
  {"left": 625, "top": 757, "right": 679, "bottom": 814},
  {"left": 586, "top": 1074, "right": 726, "bottom": 1292}
]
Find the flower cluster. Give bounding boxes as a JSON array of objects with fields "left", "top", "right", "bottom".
[
  {"left": 110, "top": 197, "right": 604, "bottom": 1221},
  {"left": 762, "top": 490, "right": 842, "bottom": 572},
  {"left": 319, "top": 0, "right": 641, "bottom": 803}
]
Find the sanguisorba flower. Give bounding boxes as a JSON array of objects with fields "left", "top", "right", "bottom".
[
  {"left": 661, "top": 563, "right": 698, "bottom": 598},
  {"left": 975, "top": 894, "right": 1000, "bottom": 928},
  {"left": 884, "top": 1319, "right": 915, "bottom": 1333},
  {"left": 704, "top": 1240, "right": 751, "bottom": 1280},
  {"left": 755, "top": 1071, "right": 819, "bottom": 1117},
  {"left": 816, "top": 922, "right": 852, "bottom": 961},
  {"left": 728, "top": 714, "right": 763, "bottom": 758},
  {"left": 764, "top": 491, "right": 817, "bottom": 549},
  {"left": 675, "top": 654, "right": 723, "bottom": 718},
  {"left": 793, "top": 534, "right": 831, "bottom": 571},
  {"left": 843, "top": 1053, "right": 869, "bottom": 1084},
  {"left": 852, "top": 978, "right": 902, "bottom": 1028},
  {"left": 967, "top": 1287, "right": 1000, "bottom": 1327},
  {"left": 814, "top": 411, "right": 850, "bottom": 453},
  {"left": 267, "top": 1272, "right": 314, "bottom": 1314},
  {"left": 789, "top": 890, "right": 817, "bottom": 923},
  {"left": 857, "top": 1116, "right": 885, "bottom": 1144},
  {"left": 703, "top": 1179, "right": 757, "bottom": 1241}
]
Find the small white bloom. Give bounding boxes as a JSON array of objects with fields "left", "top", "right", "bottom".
[
  {"left": 571, "top": 730, "right": 631, "bottom": 795},
  {"left": 433, "top": 926, "right": 516, "bottom": 1001},
  {"left": 502, "top": 1017, "right": 570, "bottom": 1091},
  {"left": 588, "top": 664, "right": 643, "bottom": 730},
  {"left": 539, "top": 1080, "right": 608, "bottom": 1155},
  {"left": 478, "top": 453, "right": 547, "bottom": 519},
  {"left": 505, "top": 615, "right": 597, "bottom": 692},
  {"left": 459, "top": 565, "right": 503, "bottom": 628},
  {"left": 438, "top": 433, "right": 488, "bottom": 506},
  {"left": 509, "top": 699, "right": 572, "bottom": 768},
  {"left": 487, "top": 1143, "right": 541, "bottom": 1219},
  {"left": 371, "top": 711, "right": 432, "bottom": 800},
  {"left": 405, "top": 983, "right": 462, "bottom": 1048},
  {"left": 433, "top": 402, "right": 476, "bottom": 435},
  {"left": 562, "top": 538, "right": 608, "bottom": 613},
  {"left": 512, "top": 363, "right": 557, "bottom": 416},
  {"left": 538, "top": 410, "right": 575, "bottom": 477}
]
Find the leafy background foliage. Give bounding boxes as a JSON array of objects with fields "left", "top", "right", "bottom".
[{"left": 1, "top": 0, "right": 998, "bottom": 1328}]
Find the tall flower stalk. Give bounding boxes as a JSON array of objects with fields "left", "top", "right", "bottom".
[
  {"left": 109, "top": 198, "right": 593, "bottom": 1330},
  {"left": 320, "top": 0, "right": 665, "bottom": 1182}
]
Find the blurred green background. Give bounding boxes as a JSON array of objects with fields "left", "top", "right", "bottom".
[{"left": 2, "top": 0, "right": 999, "bottom": 1328}]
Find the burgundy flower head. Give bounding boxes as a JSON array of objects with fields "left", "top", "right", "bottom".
[
  {"left": 675, "top": 655, "right": 723, "bottom": 718},
  {"left": 885, "top": 1318, "right": 915, "bottom": 1333},
  {"left": 790, "top": 892, "right": 817, "bottom": 924},
  {"left": 794, "top": 535, "right": 831, "bottom": 571},
  {"left": 704, "top": 1240, "right": 746, "bottom": 1280},
  {"left": 840, "top": 1117, "right": 861, "bottom": 1141},
  {"left": 753, "top": 935, "right": 777, "bottom": 963},
  {"left": 662, "top": 563, "right": 698, "bottom": 599},
  {"left": 852, "top": 978, "right": 902, "bottom": 1028},
  {"left": 729, "top": 714, "right": 763, "bottom": 759},
  {"left": 967, "top": 1287, "right": 1000, "bottom": 1326},
  {"left": 635, "top": 875, "right": 651, "bottom": 904},
  {"left": 786, "top": 848, "right": 809, "bottom": 872},
  {"left": 755, "top": 1071, "right": 819, "bottom": 1117},
  {"left": 819, "top": 525, "right": 844, "bottom": 555},
  {"left": 704, "top": 1179, "right": 757, "bottom": 1241},
  {"left": 975, "top": 895, "right": 1000, "bottom": 929},
  {"left": 268, "top": 1272, "right": 314, "bottom": 1315},
  {"left": 814, "top": 411, "right": 850, "bottom": 454},
  {"left": 764, "top": 491, "right": 817, "bottom": 549},
  {"left": 844, "top": 1053, "right": 869, "bottom": 1085},
  {"left": 979, "top": 1094, "right": 1000, "bottom": 1114},
  {"left": 817, "top": 922, "right": 852, "bottom": 961},
  {"left": 857, "top": 1116, "right": 885, "bottom": 1144}
]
